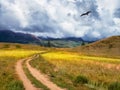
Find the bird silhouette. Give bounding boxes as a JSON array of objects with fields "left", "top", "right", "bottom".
[{"left": 80, "top": 11, "right": 91, "bottom": 16}]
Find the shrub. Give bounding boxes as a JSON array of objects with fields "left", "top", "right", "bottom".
[
  {"left": 108, "top": 82, "right": 120, "bottom": 90},
  {"left": 15, "top": 45, "right": 21, "bottom": 49},
  {"left": 3, "top": 44, "right": 10, "bottom": 48},
  {"left": 74, "top": 75, "right": 88, "bottom": 85},
  {"left": 109, "top": 44, "right": 113, "bottom": 49},
  {"left": 81, "top": 42, "right": 85, "bottom": 46}
]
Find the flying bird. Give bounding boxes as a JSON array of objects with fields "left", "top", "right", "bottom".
[{"left": 80, "top": 11, "right": 91, "bottom": 16}]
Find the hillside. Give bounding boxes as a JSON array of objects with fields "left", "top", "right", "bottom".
[
  {"left": 74, "top": 36, "right": 120, "bottom": 58},
  {"left": 0, "top": 30, "right": 91, "bottom": 47},
  {"left": 0, "top": 30, "right": 41, "bottom": 44},
  {"left": 40, "top": 37, "right": 91, "bottom": 48}
]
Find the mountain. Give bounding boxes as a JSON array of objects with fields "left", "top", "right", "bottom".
[
  {"left": 74, "top": 36, "right": 120, "bottom": 58},
  {"left": 39, "top": 37, "right": 91, "bottom": 48},
  {"left": 0, "top": 30, "right": 92, "bottom": 47},
  {"left": 40, "top": 37, "right": 84, "bottom": 41},
  {"left": 0, "top": 30, "right": 41, "bottom": 44}
]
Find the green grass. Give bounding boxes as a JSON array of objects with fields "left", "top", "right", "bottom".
[
  {"left": 74, "top": 75, "right": 89, "bottom": 85},
  {"left": 108, "top": 82, "right": 120, "bottom": 90},
  {"left": 22, "top": 60, "right": 49, "bottom": 90}
]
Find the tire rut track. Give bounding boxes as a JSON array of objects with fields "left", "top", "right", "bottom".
[
  {"left": 26, "top": 55, "right": 66, "bottom": 90},
  {"left": 16, "top": 58, "right": 41, "bottom": 90}
]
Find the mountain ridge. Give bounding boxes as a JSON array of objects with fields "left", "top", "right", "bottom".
[
  {"left": 0, "top": 30, "right": 41, "bottom": 44},
  {"left": 0, "top": 30, "right": 91, "bottom": 47}
]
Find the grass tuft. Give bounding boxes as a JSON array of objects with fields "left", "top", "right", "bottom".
[
  {"left": 74, "top": 75, "right": 89, "bottom": 85},
  {"left": 6, "top": 80, "right": 25, "bottom": 90},
  {"left": 108, "top": 82, "right": 120, "bottom": 90}
]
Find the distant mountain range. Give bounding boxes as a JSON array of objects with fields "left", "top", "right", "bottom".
[
  {"left": 0, "top": 30, "right": 41, "bottom": 44},
  {"left": 0, "top": 30, "right": 92, "bottom": 47},
  {"left": 39, "top": 37, "right": 84, "bottom": 41}
]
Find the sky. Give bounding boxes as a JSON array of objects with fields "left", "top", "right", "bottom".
[{"left": 0, "top": 0, "right": 120, "bottom": 40}]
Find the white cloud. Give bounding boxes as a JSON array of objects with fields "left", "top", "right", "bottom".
[
  {"left": 114, "top": 18, "right": 120, "bottom": 25},
  {"left": 0, "top": 0, "right": 120, "bottom": 40}
]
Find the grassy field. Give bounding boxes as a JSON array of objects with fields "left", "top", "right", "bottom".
[
  {"left": 0, "top": 43, "right": 41, "bottom": 90},
  {"left": 0, "top": 37, "right": 120, "bottom": 90},
  {"left": 30, "top": 51, "right": 120, "bottom": 90}
]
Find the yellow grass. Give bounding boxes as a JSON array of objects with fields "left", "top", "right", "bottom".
[
  {"left": 34, "top": 51, "right": 120, "bottom": 89},
  {"left": 42, "top": 52, "right": 120, "bottom": 63},
  {"left": 0, "top": 42, "right": 120, "bottom": 90},
  {"left": 0, "top": 44, "right": 42, "bottom": 90},
  {"left": 0, "top": 50, "right": 40, "bottom": 58}
]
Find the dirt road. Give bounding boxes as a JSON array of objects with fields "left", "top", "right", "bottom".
[
  {"left": 26, "top": 57, "right": 65, "bottom": 90},
  {"left": 16, "top": 55, "right": 65, "bottom": 90},
  {"left": 16, "top": 58, "right": 40, "bottom": 90}
]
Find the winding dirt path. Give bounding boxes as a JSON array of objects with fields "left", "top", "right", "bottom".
[
  {"left": 16, "top": 58, "right": 40, "bottom": 90},
  {"left": 26, "top": 56, "right": 65, "bottom": 90}
]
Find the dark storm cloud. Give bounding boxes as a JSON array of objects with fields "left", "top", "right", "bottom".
[{"left": 114, "top": 8, "right": 120, "bottom": 18}]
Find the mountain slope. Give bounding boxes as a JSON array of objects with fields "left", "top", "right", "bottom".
[
  {"left": 0, "top": 30, "right": 90, "bottom": 47},
  {"left": 0, "top": 30, "right": 41, "bottom": 44},
  {"left": 74, "top": 36, "right": 120, "bottom": 58},
  {"left": 40, "top": 37, "right": 90, "bottom": 48}
]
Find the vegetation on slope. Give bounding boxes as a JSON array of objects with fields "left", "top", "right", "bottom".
[{"left": 74, "top": 36, "right": 120, "bottom": 58}]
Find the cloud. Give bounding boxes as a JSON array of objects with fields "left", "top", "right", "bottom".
[
  {"left": 114, "top": 8, "right": 120, "bottom": 18},
  {"left": 0, "top": 0, "right": 120, "bottom": 40}
]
